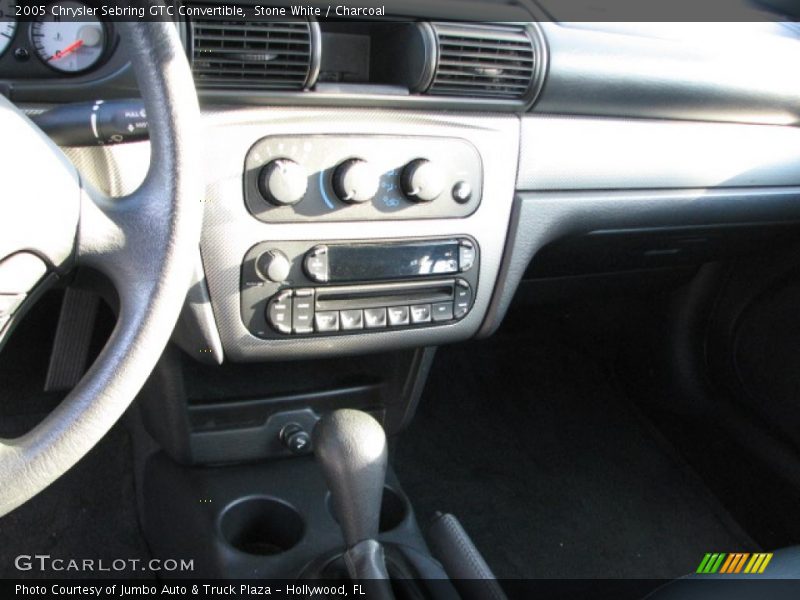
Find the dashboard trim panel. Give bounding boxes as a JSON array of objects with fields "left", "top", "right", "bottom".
[
  {"left": 518, "top": 115, "right": 800, "bottom": 191},
  {"left": 481, "top": 186, "right": 800, "bottom": 337}
]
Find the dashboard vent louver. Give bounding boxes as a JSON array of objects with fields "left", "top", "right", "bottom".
[
  {"left": 427, "top": 23, "right": 536, "bottom": 100},
  {"left": 190, "top": 7, "right": 318, "bottom": 91}
]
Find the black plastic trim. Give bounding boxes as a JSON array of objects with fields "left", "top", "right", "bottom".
[{"left": 480, "top": 187, "right": 800, "bottom": 338}]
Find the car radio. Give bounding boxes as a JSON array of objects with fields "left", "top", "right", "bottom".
[{"left": 241, "top": 238, "right": 479, "bottom": 338}]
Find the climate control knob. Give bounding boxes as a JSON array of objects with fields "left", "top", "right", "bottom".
[
  {"left": 401, "top": 159, "right": 445, "bottom": 203},
  {"left": 332, "top": 159, "right": 380, "bottom": 204},
  {"left": 259, "top": 159, "right": 308, "bottom": 206}
]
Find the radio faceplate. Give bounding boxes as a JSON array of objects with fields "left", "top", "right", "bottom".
[{"left": 241, "top": 238, "right": 479, "bottom": 338}]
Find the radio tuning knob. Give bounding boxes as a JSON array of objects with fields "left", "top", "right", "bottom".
[
  {"left": 401, "top": 159, "right": 445, "bottom": 203},
  {"left": 256, "top": 249, "right": 291, "bottom": 283},
  {"left": 259, "top": 159, "right": 308, "bottom": 206},
  {"left": 333, "top": 159, "right": 380, "bottom": 204}
]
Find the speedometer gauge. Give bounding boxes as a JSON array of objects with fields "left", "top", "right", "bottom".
[
  {"left": 0, "top": 0, "right": 17, "bottom": 58},
  {"left": 31, "top": 1, "right": 106, "bottom": 74}
]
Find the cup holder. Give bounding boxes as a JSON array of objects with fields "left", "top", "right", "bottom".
[
  {"left": 326, "top": 486, "right": 409, "bottom": 533},
  {"left": 219, "top": 497, "right": 305, "bottom": 556}
]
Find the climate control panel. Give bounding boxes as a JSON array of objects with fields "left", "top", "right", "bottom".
[
  {"left": 241, "top": 238, "right": 480, "bottom": 339},
  {"left": 244, "top": 135, "right": 483, "bottom": 223}
]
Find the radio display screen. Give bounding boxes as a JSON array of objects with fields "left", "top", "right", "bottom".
[{"left": 328, "top": 241, "right": 460, "bottom": 281}]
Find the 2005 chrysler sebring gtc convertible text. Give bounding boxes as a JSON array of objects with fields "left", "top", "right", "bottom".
[{"left": 1, "top": 0, "right": 800, "bottom": 598}]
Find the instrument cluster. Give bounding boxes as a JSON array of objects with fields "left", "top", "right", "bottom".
[{"left": 1, "top": 0, "right": 114, "bottom": 78}]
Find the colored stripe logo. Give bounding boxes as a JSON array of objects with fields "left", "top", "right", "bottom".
[{"left": 696, "top": 553, "right": 773, "bottom": 574}]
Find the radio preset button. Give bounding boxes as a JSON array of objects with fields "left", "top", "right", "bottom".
[
  {"left": 387, "top": 306, "right": 410, "bottom": 326},
  {"left": 267, "top": 290, "right": 293, "bottom": 334},
  {"left": 340, "top": 309, "right": 364, "bottom": 330},
  {"left": 315, "top": 311, "right": 340, "bottom": 333},
  {"left": 458, "top": 240, "right": 476, "bottom": 272},
  {"left": 364, "top": 308, "right": 387, "bottom": 329},
  {"left": 410, "top": 304, "right": 432, "bottom": 324},
  {"left": 304, "top": 245, "right": 329, "bottom": 282},
  {"left": 432, "top": 302, "right": 454, "bottom": 322},
  {"left": 292, "top": 289, "right": 315, "bottom": 334}
]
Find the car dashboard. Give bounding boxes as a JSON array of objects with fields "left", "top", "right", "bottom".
[
  {"left": 3, "top": 0, "right": 800, "bottom": 366},
  {"left": 6, "top": 2, "right": 800, "bottom": 587}
]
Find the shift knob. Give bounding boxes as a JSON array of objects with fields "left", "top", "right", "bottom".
[{"left": 314, "top": 409, "right": 388, "bottom": 548}]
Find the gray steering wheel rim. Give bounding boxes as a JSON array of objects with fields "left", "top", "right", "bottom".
[{"left": 0, "top": 22, "right": 201, "bottom": 516}]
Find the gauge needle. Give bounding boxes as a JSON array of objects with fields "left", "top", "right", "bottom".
[{"left": 50, "top": 39, "right": 84, "bottom": 61}]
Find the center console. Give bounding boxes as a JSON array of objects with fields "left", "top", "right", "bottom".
[
  {"left": 135, "top": 108, "right": 520, "bottom": 465},
  {"left": 129, "top": 108, "right": 520, "bottom": 593},
  {"left": 142, "top": 409, "right": 503, "bottom": 598},
  {"left": 198, "top": 109, "right": 520, "bottom": 361}
]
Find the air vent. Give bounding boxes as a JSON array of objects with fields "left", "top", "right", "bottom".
[
  {"left": 426, "top": 23, "right": 537, "bottom": 100},
  {"left": 190, "top": 8, "right": 319, "bottom": 91}
]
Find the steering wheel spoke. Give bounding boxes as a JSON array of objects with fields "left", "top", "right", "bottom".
[
  {"left": 0, "top": 94, "right": 82, "bottom": 342},
  {"left": 0, "top": 21, "right": 201, "bottom": 517}
]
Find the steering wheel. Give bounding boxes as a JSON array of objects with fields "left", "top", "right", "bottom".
[{"left": 0, "top": 22, "right": 201, "bottom": 516}]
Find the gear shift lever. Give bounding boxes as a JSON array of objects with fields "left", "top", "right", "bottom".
[
  {"left": 314, "top": 410, "right": 393, "bottom": 596},
  {"left": 315, "top": 409, "right": 388, "bottom": 547}
]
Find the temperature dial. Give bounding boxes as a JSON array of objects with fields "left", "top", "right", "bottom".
[{"left": 332, "top": 159, "right": 380, "bottom": 204}]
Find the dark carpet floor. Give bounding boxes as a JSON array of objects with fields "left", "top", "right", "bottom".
[
  {"left": 393, "top": 316, "right": 757, "bottom": 580},
  {"left": 0, "top": 292, "right": 150, "bottom": 579},
  {"left": 0, "top": 420, "right": 151, "bottom": 579}
]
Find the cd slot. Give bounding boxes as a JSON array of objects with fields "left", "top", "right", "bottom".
[{"left": 316, "top": 280, "right": 455, "bottom": 312}]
